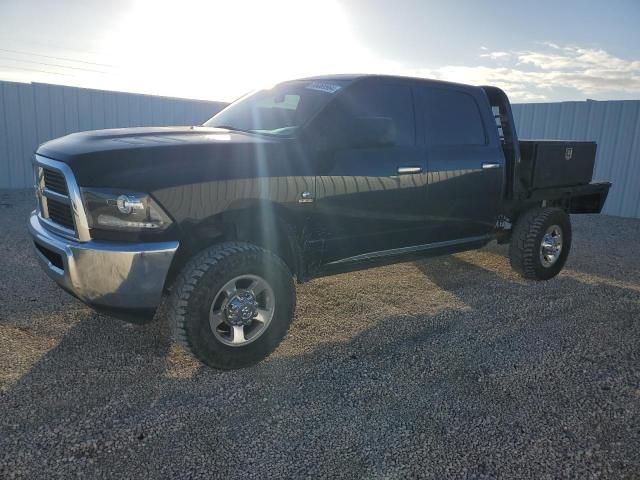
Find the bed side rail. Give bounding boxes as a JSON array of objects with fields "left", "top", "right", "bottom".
[{"left": 527, "top": 182, "right": 611, "bottom": 214}]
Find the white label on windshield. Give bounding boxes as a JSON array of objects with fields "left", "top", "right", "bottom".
[{"left": 305, "top": 81, "right": 342, "bottom": 94}]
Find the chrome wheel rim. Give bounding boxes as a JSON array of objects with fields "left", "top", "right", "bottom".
[
  {"left": 209, "top": 274, "right": 275, "bottom": 347},
  {"left": 539, "top": 224, "right": 563, "bottom": 268}
]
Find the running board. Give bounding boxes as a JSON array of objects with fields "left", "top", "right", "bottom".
[{"left": 326, "top": 234, "right": 493, "bottom": 266}]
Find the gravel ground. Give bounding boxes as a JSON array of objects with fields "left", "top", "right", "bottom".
[{"left": 1, "top": 189, "right": 639, "bottom": 479}]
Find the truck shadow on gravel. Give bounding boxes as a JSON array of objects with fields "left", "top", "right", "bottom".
[{"left": 2, "top": 248, "right": 639, "bottom": 478}]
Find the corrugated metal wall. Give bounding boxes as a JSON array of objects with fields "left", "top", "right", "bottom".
[
  {"left": 0, "top": 81, "right": 226, "bottom": 189},
  {"left": 512, "top": 100, "right": 640, "bottom": 219}
]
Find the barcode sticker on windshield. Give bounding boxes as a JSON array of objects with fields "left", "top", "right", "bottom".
[{"left": 305, "top": 81, "right": 342, "bottom": 94}]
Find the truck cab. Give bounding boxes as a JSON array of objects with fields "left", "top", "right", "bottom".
[{"left": 302, "top": 76, "right": 506, "bottom": 265}]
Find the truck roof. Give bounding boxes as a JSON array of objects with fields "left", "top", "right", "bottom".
[{"left": 296, "top": 73, "right": 481, "bottom": 91}]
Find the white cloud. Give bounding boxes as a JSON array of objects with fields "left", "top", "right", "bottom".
[
  {"left": 480, "top": 51, "right": 512, "bottom": 61},
  {"left": 407, "top": 44, "right": 640, "bottom": 102}
]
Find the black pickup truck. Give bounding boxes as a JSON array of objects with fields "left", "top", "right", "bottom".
[{"left": 29, "top": 74, "right": 611, "bottom": 369}]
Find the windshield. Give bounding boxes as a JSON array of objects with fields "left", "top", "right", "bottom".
[{"left": 203, "top": 79, "right": 349, "bottom": 136}]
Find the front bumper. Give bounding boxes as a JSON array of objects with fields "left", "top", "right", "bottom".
[{"left": 28, "top": 212, "right": 179, "bottom": 321}]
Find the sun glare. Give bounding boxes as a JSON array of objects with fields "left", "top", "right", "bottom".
[{"left": 99, "top": 0, "right": 393, "bottom": 101}]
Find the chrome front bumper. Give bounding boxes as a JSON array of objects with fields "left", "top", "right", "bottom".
[{"left": 29, "top": 212, "right": 179, "bottom": 318}]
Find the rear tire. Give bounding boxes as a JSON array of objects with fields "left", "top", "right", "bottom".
[
  {"left": 509, "top": 208, "right": 572, "bottom": 281},
  {"left": 168, "top": 242, "right": 296, "bottom": 369}
]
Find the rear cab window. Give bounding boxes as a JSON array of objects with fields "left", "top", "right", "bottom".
[{"left": 416, "top": 86, "right": 487, "bottom": 146}]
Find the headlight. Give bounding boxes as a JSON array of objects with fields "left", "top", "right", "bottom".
[{"left": 81, "top": 188, "right": 172, "bottom": 231}]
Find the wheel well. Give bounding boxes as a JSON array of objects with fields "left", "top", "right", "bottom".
[
  {"left": 499, "top": 200, "right": 570, "bottom": 245},
  {"left": 164, "top": 205, "right": 302, "bottom": 290}
]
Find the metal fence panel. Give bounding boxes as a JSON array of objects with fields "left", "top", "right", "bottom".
[
  {"left": 513, "top": 100, "right": 640, "bottom": 219},
  {"left": 2, "top": 82, "right": 25, "bottom": 189},
  {"left": 0, "top": 81, "right": 225, "bottom": 189}
]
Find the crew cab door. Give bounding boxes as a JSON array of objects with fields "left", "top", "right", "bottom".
[
  {"left": 309, "top": 79, "right": 428, "bottom": 263},
  {"left": 414, "top": 86, "right": 504, "bottom": 242}
]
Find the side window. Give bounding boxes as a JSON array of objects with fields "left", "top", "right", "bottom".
[
  {"left": 341, "top": 81, "right": 415, "bottom": 146},
  {"left": 419, "top": 88, "right": 486, "bottom": 146},
  {"left": 316, "top": 81, "right": 415, "bottom": 147}
]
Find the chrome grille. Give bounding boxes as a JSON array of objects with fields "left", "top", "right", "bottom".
[
  {"left": 42, "top": 168, "right": 68, "bottom": 195},
  {"left": 34, "top": 155, "right": 91, "bottom": 242},
  {"left": 46, "top": 197, "right": 75, "bottom": 229}
]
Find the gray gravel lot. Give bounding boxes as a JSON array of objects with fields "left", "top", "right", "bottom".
[{"left": 1, "top": 189, "right": 639, "bottom": 479}]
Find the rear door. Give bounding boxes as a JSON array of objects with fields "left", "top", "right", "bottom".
[
  {"left": 312, "top": 78, "right": 429, "bottom": 263},
  {"left": 415, "top": 86, "right": 504, "bottom": 242}
]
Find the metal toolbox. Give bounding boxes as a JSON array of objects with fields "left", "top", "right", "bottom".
[{"left": 519, "top": 140, "right": 597, "bottom": 189}]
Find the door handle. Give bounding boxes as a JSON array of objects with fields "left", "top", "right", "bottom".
[
  {"left": 397, "top": 166, "right": 422, "bottom": 174},
  {"left": 482, "top": 162, "right": 502, "bottom": 169}
]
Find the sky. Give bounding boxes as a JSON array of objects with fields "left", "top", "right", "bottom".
[{"left": 0, "top": 0, "right": 639, "bottom": 103}]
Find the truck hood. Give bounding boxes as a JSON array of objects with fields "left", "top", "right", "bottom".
[{"left": 36, "top": 126, "right": 294, "bottom": 191}]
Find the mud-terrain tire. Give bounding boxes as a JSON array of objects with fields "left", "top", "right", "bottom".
[
  {"left": 509, "top": 208, "right": 572, "bottom": 281},
  {"left": 168, "top": 242, "right": 296, "bottom": 369}
]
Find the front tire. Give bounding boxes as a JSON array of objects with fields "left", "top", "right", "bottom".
[
  {"left": 168, "top": 242, "right": 296, "bottom": 369},
  {"left": 509, "top": 208, "right": 572, "bottom": 281}
]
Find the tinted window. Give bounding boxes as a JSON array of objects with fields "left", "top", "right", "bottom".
[
  {"left": 314, "top": 80, "right": 415, "bottom": 147},
  {"left": 419, "top": 88, "right": 486, "bottom": 146}
]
